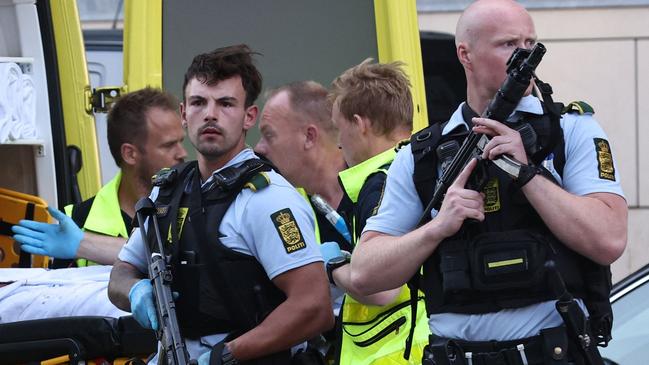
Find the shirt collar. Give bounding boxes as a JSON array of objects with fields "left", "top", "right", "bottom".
[
  {"left": 443, "top": 95, "right": 544, "bottom": 136},
  {"left": 202, "top": 148, "right": 257, "bottom": 187}
]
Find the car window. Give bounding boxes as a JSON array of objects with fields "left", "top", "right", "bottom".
[{"left": 600, "top": 275, "right": 649, "bottom": 364}]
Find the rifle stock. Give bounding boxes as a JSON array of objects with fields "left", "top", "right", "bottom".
[{"left": 136, "top": 197, "right": 194, "bottom": 365}]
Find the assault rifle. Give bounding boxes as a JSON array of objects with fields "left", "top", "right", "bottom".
[
  {"left": 417, "top": 43, "right": 546, "bottom": 224},
  {"left": 135, "top": 197, "right": 195, "bottom": 365}
]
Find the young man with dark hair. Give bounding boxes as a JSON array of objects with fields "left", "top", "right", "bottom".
[{"left": 109, "top": 45, "right": 333, "bottom": 363}]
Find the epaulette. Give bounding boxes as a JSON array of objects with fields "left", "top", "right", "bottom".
[
  {"left": 151, "top": 167, "right": 177, "bottom": 187},
  {"left": 396, "top": 138, "right": 411, "bottom": 152},
  {"left": 562, "top": 101, "right": 594, "bottom": 115},
  {"left": 244, "top": 172, "right": 270, "bottom": 192},
  {"left": 208, "top": 159, "right": 273, "bottom": 193}
]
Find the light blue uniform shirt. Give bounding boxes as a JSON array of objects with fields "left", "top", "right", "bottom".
[
  {"left": 119, "top": 148, "right": 321, "bottom": 359},
  {"left": 363, "top": 96, "right": 624, "bottom": 341}
]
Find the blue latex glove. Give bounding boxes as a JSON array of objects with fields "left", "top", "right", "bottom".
[
  {"left": 197, "top": 350, "right": 211, "bottom": 365},
  {"left": 129, "top": 279, "right": 159, "bottom": 331},
  {"left": 320, "top": 241, "right": 343, "bottom": 264},
  {"left": 11, "top": 206, "right": 83, "bottom": 259}
]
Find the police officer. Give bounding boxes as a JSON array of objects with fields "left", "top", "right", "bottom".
[
  {"left": 349, "top": 1, "right": 627, "bottom": 364},
  {"left": 108, "top": 45, "right": 333, "bottom": 363},
  {"left": 255, "top": 81, "right": 349, "bottom": 248},
  {"left": 12, "top": 87, "right": 187, "bottom": 266},
  {"left": 256, "top": 81, "right": 352, "bottom": 362},
  {"left": 323, "top": 59, "right": 431, "bottom": 364}
]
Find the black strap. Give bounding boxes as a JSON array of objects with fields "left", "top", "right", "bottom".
[
  {"left": 17, "top": 203, "right": 35, "bottom": 267},
  {"left": 0, "top": 219, "right": 12, "bottom": 236},
  {"left": 70, "top": 197, "right": 94, "bottom": 228},
  {"left": 403, "top": 276, "right": 419, "bottom": 360},
  {"left": 406, "top": 123, "right": 444, "bottom": 359},
  {"left": 531, "top": 78, "right": 562, "bottom": 166},
  {"left": 411, "top": 123, "right": 443, "bottom": 208}
]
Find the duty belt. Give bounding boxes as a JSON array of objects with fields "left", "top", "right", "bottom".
[{"left": 423, "top": 326, "right": 572, "bottom": 365}]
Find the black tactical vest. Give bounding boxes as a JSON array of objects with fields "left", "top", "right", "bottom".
[
  {"left": 149, "top": 159, "right": 286, "bottom": 339},
  {"left": 410, "top": 102, "right": 613, "bottom": 345}
]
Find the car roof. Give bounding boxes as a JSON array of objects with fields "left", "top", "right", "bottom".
[{"left": 611, "top": 262, "right": 649, "bottom": 302}]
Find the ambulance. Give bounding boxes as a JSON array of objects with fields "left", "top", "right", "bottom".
[{"left": 0, "top": 0, "right": 429, "bottom": 363}]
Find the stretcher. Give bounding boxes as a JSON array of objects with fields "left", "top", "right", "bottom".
[
  {"left": 0, "top": 187, "right": 51, "bottom": 268},
  {"left": 0, "top": 315, "right": 157, "bottom": 364}
]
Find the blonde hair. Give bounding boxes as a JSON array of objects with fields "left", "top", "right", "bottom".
[{"left": 330, "top": 58, "right": 413, "bottom": 135}]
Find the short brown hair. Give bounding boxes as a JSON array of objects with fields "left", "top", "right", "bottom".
[
  {"left": 330, "top": 59, "right": 413, "bottom": 135},
  {"left": 182, "top": 44, "right": 262, "bottom": 107},
  {"left": 266, "top": 81, "right": 335, "bottom": 138},
  {"left": 107, "top": 87, "right": 178, "bottom": 167}
]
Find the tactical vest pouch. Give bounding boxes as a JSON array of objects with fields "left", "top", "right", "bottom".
[
  {"left": 437, "top": 230, "right": 549, "bottom": 299},
  {"left": 438, "top": 240, "right": 472, "bottom": 294},
  {"left": 470, "top": 230, "right": 548, "bottom": 292}
]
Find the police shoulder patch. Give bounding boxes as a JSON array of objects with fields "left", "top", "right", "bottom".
[
  {"left": 271, "top": 208, "right": 306, "bottom": 254},
  {"left": 395, "top": 138, "right": 411, "bottom": 151},
  {"left": 151, "top": 167, "right": 177, "bottom": 187},
  {"left": 562, "top": 101, "right": 594, "bottom": 115},
  {"left": 244, "top": 172, "right": 270, "bottom": 192},
  {"left": 594, "top": 138, "right": 616, "bottom": 181}
]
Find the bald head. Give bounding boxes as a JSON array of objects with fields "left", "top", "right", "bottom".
[
  {"left": 455, "top": 0, "right": 537, "bottom": 113},
  {"left": 456, "top": 0, "right": 533, "bottom": 48},
  {"left": 266, "top": 81, "right": 336, "bottom": 140}
]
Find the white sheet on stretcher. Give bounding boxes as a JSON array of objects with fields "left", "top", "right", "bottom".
[{"left": 0, "top": 265, "right": 129, "bottom": 323}]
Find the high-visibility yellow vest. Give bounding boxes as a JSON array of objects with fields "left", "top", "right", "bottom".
[
  {"left": 64, "top": 171, "right": 129, "bottom": 266},
  {"left": 338, "top": 148, "right": 429, "bottom": 365}
]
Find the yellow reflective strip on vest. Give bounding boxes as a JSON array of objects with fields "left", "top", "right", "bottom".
[
  {"left": 338, "top": 148, "right": 396, "bottom": 203},
  {"left": 488, "top": 258, "right": 524, "bottom": 268}
]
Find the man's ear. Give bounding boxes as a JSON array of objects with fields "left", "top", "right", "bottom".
[
  {"left": 243, "top": 105, "right": 258, "bottom": 131},
  {"left": 179, "top": 102, "right": 187, "bottom": 129},
  {"left": 354, "top": 114, "right": 370, "bottom": 135},
  {"left": 121, "top": 143, "right": 138, "bottom": 166},
  {"left": 304, "top": 124, "right": 318, "bottom": 149},
  {"left": 457, "top": 43, "right": 472, "bottom": 70}
]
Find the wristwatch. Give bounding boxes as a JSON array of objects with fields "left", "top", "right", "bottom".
[{"left": 326, "top": 251, "right": 351, "bottom": 286}]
